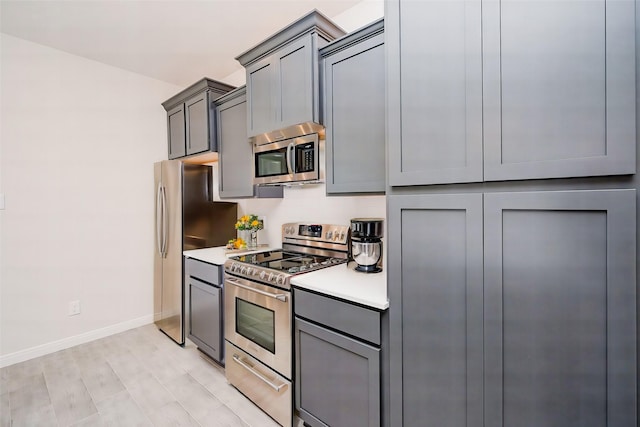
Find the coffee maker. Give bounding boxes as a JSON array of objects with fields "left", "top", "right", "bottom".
[{"left": 348, "top": 218, "right": 383, "bottom": 273}]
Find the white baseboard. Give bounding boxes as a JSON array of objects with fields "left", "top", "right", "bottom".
[{"left": 0, "top": 314, "right": 155, "bottom": 368}]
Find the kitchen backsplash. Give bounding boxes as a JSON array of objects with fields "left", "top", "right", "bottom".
[{"left": 209, "top": 162, "right": 386, "bottom": 247}]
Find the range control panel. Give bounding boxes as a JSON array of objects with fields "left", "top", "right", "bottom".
[{"left": 282, "top": 223, "right": 349, "bottom": 245}]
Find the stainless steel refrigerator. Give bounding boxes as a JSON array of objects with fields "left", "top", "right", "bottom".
[{"left": 154, "top": 160, "right": 237, "bottom": 345}]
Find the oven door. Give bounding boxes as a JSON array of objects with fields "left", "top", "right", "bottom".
[
  {"left": 253, "top": 134, "right": 319, "bottom": 185},
  {"left": 224, "top": 275, "right": 292, "bottom": 378}
]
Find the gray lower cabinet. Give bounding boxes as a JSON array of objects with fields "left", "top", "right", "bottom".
[
  {"left": 185, "top": 258, "right": 224, "bottom": 364},
  {"left": 388, "top": 193, "right": 484, "bottom": 427},
  {"left": 321, "top": 19, "right": 385, "bottom": 194},
  {"left": 162, "top": 78, "right": 235, "bottom": 161},
  {"left": 388, "top": 189, "right": 637, "bottom": 426},
  {"left": 386, "top": 0, "right": 636, "bottom": 186},
  {"left": 236, "top": 11, "right": 345, "bottom": 138},
  {"left": 294, "top": 288, "right": 384, "bottom": 427},
  {"left": 483, "top": 189, "right": 637, "bottom": 427}
]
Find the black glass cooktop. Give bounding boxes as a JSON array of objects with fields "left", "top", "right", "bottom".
[{"left": 231, "top": 250, "right": 345, "bottom": 274}]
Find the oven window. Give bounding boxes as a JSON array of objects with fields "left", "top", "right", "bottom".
[
  {"left": 236, "top": 298, "right": 276, "bottom": 353},
  {"left": 255, "top": 150, "right": 288, "bottom": 178}
]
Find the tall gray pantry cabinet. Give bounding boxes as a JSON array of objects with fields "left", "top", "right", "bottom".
[{"left": 385, "top": 0, "right": 638, "bottom": 426}]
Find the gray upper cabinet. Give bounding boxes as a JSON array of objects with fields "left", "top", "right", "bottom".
[
  {"left": 386, "top": 0, "right": 636, "bottom": 186},
  {"left": 162, "top": 78, "right": 235, "bottom": 161},
  {"left": 321, "top": 19, "right": 385, "bottom": 194},
  {"left": 185, "top": 92, "right": 210, "bottom": 156},
  {"left": 483, "top": 189, "right": 636, "bottom": 427},
  {"left": 215, "top": 87, "right": 253, "bottom": 198},
  {"left": 483, "top": 0, "right": 636, "bottom": 181},
  {"left": 167, "top": 104, "right": 186, "bottom": 159},
  {"left": 388, "top": 193, "right": 484, "bottom": 427},
  {"left": 236, "top": 10, "right": 345, "bottom": 139},
  {"left": 386, "top": 0, "right": 483, "bottom": 186},
  {"left": 214, "top": 87, "right": 283, "bottom": 200}
]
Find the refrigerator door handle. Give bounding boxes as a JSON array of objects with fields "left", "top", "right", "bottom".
[
  {"left": 161, "top": 185, "right": 168, "bottom": 257},
  {"left": 156, "top": 182, "right": 163, "bottom": 256}
]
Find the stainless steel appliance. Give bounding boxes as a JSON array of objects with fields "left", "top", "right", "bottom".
[
  {"left": 224, "top": 223, "right": 350, "bottom": 427},
  {"left": 154, "top": 160, "right": 237, "bottom": 345},
  {"left": 348, "top": 218, "right": 384, "bottom": 273},
  {"left": 253, "top": 133, "right": 320, "bottom": 186}
]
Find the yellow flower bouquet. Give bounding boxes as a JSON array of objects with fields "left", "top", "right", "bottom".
[
  {"left": 232, "top": 214, "right": 263, "bottom": 248},
  {"left": 235, "top": 214, "right": 263, "bottom": 231}
]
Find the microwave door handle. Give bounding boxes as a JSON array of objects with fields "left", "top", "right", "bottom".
[
  {"left": 286, "top": 142, "right": 294, "bottom": 175},
  {"left": 156, "top": 182, "right": 163, "bottom": 256}
]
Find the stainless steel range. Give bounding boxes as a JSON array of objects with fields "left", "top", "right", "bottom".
[{"left": 224, "top": 223, "right": 349, "bottom": 427}]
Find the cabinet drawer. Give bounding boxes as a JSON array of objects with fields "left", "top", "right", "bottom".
[
  {"left": 294, "top": 289, "right": 381, "bottom": 345},
  {"left": 185, "top": 258, "right": 222, "bottom": 285}
]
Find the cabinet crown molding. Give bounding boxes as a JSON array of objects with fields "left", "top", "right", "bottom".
[{"left": 235, "top": 9, "right": 345, "bottom": 67}]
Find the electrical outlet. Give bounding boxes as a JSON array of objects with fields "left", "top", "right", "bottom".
[
  {"left": 259, "top": 216, "right": 266, "bottom": 229},
  {"left": 68, "top": 300, "right": 81, "bottom": 316}
]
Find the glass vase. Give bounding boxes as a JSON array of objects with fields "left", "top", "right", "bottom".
[
  {"left": 249, "top": 230, "right": 258, "bottom": 248},
  {"left": 239, "top": 230, "right": 258, "bottom": 249}
]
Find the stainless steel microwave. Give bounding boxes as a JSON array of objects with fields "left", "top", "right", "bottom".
[{"left": 253, "top": 133, "right": 319, "bottom": 185}]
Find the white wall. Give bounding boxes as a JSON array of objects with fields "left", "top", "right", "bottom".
[{"left": 0, "top": 34, "right": 182, "bottom": 366}]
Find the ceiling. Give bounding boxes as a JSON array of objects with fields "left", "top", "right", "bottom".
[{"left": 0, "top": 0, "right": 363, "bottom": 88}]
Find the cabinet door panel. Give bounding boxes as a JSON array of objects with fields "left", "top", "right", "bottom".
[
  {"left": 189, "top": 277, "right": 222, "bottom": 362},
  {"left": 325, "top": 34, "right": 385, "bottom": 194},
  {"left": 246, "top": 59, "right": 275, "bottom": 137},
  {"left": 483, "top": 0, "right": 636, "bottom": 180},
  {"left": 484, "top": 190, "right": 636, "bottom": 427},
  {"left": 276, "top": 36, "right": 314, "bottom": 129},
  {"left": 387, "top": 0, "right": 483, "bottom": 186},
  {"left": 217, "top": 93, "right": 254, "bottom": 198},
  {"left": 295, "top": 318, "right": 380, "bottom": 427},
  {"left": 185, "top": 92, "right": 209, "bottom": 155},
  {"left": 388, "top": 193, "right": 483, "bottom": 427},
  {"left": 167, "top": 104, "right": 186, "bottom": 159}
]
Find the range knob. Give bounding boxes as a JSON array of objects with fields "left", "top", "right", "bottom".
[
  {"left": 246, "top": 267, "right": 254, "bottom": 276},
  {"left": 339, "top": 232, "right": 346, "bottom": 241},
  {"left": 231, "top": 262, "right": 239, "bottom": 272},
  {"left": 326, "top": 231, "right": 333, "bottom": 240},
  {"left": 259, "top": 271, "right": 267, "bottom": 280},
  {"left": 240, "top": 266, "right": 248, "bottom": 275},
  {"left": 276, "top": 275, "right": 285, "bottom": 286},
  {"left": 268, "top": 272, "right": 275, "bottom": 282}
]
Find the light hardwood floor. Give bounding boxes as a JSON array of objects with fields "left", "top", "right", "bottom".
[{"left": 0, "top": 324, "right": 282, "bottom": 427}]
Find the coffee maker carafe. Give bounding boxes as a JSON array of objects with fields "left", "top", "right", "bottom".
[{"left": 349, "top": 218, "right": 383, "bottom": 273}]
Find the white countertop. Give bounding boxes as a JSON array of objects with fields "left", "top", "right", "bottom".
[
  {"left": 291, "top": 264, "right": 388, "bottom": 310},
  {"left": 183, "top": 246, "right": 275, "bottom": 265},
  {"left": 185, "top": 247, "right": 389, "bottom": 310}
]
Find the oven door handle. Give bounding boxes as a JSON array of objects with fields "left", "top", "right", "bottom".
[
  {"left": 226, "top": 279, "right": 288, "bottom": 302},
  {"left": 232, "top": 354, "right": 287, "bottom": 392}
]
